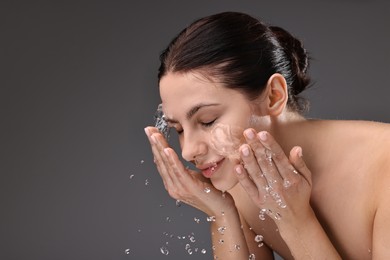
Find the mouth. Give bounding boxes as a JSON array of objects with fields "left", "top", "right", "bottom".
[{"left": 197, "top": 158, "right": 225, "bottom": 178}]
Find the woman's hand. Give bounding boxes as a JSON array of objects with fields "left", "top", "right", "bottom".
[
  {"left": 144, "top": 126, "right": 235, "bottom": 216},
  {"left": 235, "top": 129, "right": 314, "bottom": 227}
]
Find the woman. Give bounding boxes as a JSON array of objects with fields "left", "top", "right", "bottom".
[{"left": 144, "top": 12, "right": 390, "bottom": 259}]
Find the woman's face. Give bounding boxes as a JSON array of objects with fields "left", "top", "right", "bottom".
[{"left": 159, "top": 71, "right": 270, "bottom": 191}]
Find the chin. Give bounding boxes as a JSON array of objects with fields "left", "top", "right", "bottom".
[{"left": 210, "top": 166, "right": 239, "bottom": 192}]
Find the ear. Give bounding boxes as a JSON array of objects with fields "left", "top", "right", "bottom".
[{"left": 264, "top": 73, "right": 288, "bottom": 116}]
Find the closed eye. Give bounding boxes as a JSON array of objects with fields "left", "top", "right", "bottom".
[
  {"left": 201, "top": 119, "right": 217, "bottom": 128},
  {"left": 174, "top": 127, "right": 183, "bottom": 135}
]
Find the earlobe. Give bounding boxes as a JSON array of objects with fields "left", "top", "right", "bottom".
[{"left": 266, "top": 73, "right": 288, "bottom": 116}]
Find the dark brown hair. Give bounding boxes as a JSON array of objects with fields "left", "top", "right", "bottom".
[{"left": 158, "top": 12, "right": 311, "bottom": 113}]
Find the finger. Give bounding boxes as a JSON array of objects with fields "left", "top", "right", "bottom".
[
  {"left": 256, "top": 131, "right": 298, "bottom": 184},
  {"left": 163, "top": 147, "right": 190, "bottom": 183},
  {"left": 289, "top": 146, "right": 312, "bottom": 186},
  {"left": 145, "top": 126, "right": 169, "bottom": 146},
  {"left": 239, "top": 143, "right": 269, "bottom": 191},
  {"left": 145, "top": 128, "right": 174, "bottom": 188},
  {"left": 243, "top": 129, "right": 282, "bottom": 187},
  {"left": 235, "top": 164, "right": 267, "bottom": 205}
]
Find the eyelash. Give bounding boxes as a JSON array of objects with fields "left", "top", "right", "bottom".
[
  {"left": 174, "top": 118, "right": 217, "bottom": 135},
  {"left": 201, "top": 119, "right": 217, "bottom": 128}
]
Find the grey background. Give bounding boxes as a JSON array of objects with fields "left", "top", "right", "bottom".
[{"left": 1, "top": 1, "right": 389, "bottom": 260}]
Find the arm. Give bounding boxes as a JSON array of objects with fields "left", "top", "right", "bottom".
[
  {"left": 372, "top": 176, "right": 390, "bottom": 259},
  {"left": 236, "top": 129, "right": 341, "bottom": 259},
  {"left": 145, "top": 127, "right": 273, "bottom": 259},
  {"left": 209, "top": 206, "right": 274, "bottom": 259}
]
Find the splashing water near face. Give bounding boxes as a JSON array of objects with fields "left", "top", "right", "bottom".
[
  {"left": 209, "top": 115, "right": 270, "bottom": 159},
  {"left": 154, "top": 103, "right": 170, "bottom": 140},
  {"left": 209, "top": 123, "right": 244, "bottom": 160}
]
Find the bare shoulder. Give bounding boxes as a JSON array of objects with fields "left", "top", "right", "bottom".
[{"left": 325, "top": 120, "right": 390, "bottom": 146}]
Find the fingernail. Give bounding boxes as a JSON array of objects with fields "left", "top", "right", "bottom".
[
  {"left": 163, "top": 148, "right": 170, "bottom": 156},
  {"left": 297, "top": 147, "right": 303, "bottom": 157},
  {"left": 235, "top": 166, "right": 242, "bottom": 175},
  {"left": 144, "top": 127, "right": 149, "bottom": 135},
  {"left": 241, "top": 146, "right": 250, "bottom": 157},
  {"left": 244, "top": 129, "right": 255, "bottom": 140},
  {"left": 259, "top": 131, "right": 267, "bottom": 141}
]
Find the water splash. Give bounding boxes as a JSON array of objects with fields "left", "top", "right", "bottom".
[
  {"left": 217, "top": 226, "right": 226, "bottom": 234},
  {"left": 154, "top": 104, "right": 170, "bottom": 140},
  {"left": 254, "top": 235, "right": 263, "bottom": 243},
  {"left": 160, "top": 246, "right": 169, "bottom": 255},
  {"left": 207, "top": 216, "right": 216, "bottom": 222},
  {"left": 259, "top": 209, "right": 267, "bottom": 221},
  {"left": 209, "top": 123, "right": 243, "bottom": 159}
]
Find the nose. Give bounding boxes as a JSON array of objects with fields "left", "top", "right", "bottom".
[{"left": 181, "top": 131, "right": 208, "bottom": 162}]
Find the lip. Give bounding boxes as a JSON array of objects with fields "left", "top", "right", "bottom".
[{"left": 197, "top": 158, "right": 225, "bottom": 178}]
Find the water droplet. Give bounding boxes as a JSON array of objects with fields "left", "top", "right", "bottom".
[
  {"left": 283, "top": 179, "right": 291, "bottom": 188},
  {"left": 137, "top": 229, "right": 141, "bottom": 233},
  {"left": 145, "top": 179, "right": 149, "bottom": 185},
  {"left": 259, "top": 208, "right": 267, "bottom": 221},
  {"left": 175, "top": 200, "right": 182, "bottom": 207},
  {"left": 140, "top": 160, "right": 145, "bottom": 164},
  {"left": 254, "top": 235, "right": 263, "bottom": 242},
  {"left": 258, "top": 242, "right": 264, "bottom": 248},
  {"left": 185, "top": 244, "right": 191, "bottom": 250},
  {"left": 189, "top": 236, "right": 196, "bottom": 243},
  {"left": 217, "top": 226, "right": 226, "bottom": 234},
  {"left": 221, "top": 211, "right": 225, "bottom": 216},
  {"left": 249, "top": 253, "right": 256, "bottom": 259},
  {"left": 218, "top": 239, "right": 224, "bottom": 244},
  {"left": 235, "top": 244, "right": 241, "bottom": 250},
  {"left": 194, "top": 217, "right": 200, "bottom": 223},
  {"left": 124, "top": 248, "right": 130, "bottom": 254},
  {"left": 160, "top": 246, "right": 169, "bottom": 255},
  {"left": 187, "top": 249, "right": 193, "bottom": 255},
  {"left": 207, "top": 216, "right": 216, "bottom": 222},
  {"left": 204, "top": 187, "right": 211, "bottom": 193},
  {"left": 129, "top": 174, "right": 135, "bottom": 180},
  {"left": 166, "top": 217, "right": 171, "bottom": 222},
  {"left": 265, "top": 149, "right": 273, "bottom": 161},
  {"left": 201, "top": 249, "right": 207, "bottom": 254}
]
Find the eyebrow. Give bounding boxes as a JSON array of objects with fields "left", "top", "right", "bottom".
[{"left": 165, "top": 103, "right": 220, "bottom": 123}]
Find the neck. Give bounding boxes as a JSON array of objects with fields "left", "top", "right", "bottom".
[{"left": 267, "top": 111, "right": 325, "bottom": 172}]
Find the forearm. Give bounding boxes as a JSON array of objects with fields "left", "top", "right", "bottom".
[
  {"left": 209, "top": 208, "right": 250, "bottom": 259},
  {"left": 279, "top": 210, "right": 342, "bottom": 259}
]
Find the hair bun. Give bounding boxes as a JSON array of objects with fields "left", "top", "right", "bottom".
[{"left": 270, "top": 26, "right": 310, "bottom": 96}]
